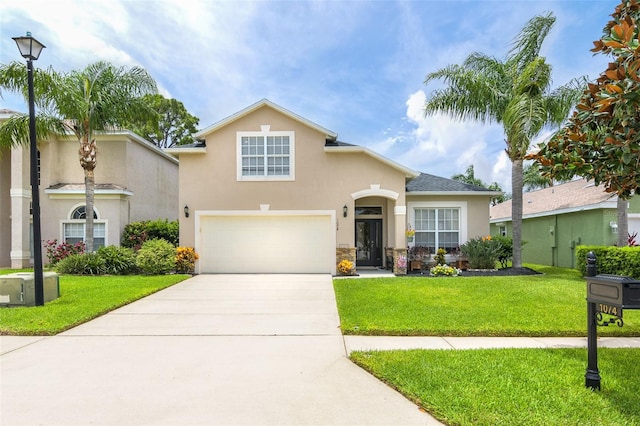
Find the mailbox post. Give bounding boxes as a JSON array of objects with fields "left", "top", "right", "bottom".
[{"left": 585, "top": 252, "right": 640, "bottom": 390}]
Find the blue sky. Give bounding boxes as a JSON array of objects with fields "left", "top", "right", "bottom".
[{"left": 1, "top": 0, "right": 620, "bottom": 191}]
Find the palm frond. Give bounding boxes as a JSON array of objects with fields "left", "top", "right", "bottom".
[{"left": 508, "top": 12, "right": 555, "bottom": 74}]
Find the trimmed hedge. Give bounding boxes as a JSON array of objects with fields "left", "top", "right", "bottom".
[{"left": 576, "top": 245, "right": 640, "bottom": 278}]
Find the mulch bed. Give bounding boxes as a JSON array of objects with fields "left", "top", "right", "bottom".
[{"left": 406, "top": 267, "right": 541, "bottom": 277}]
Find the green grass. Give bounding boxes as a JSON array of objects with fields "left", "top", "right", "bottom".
[
  {"left": 352, "top": 348, "right": 640, "bottom": 425},
  {"left": 0, "top": 274, "right": 189, "bottom": 335},
  {"left": 334, "top": 264, "right": 640, "bottom": 336}
]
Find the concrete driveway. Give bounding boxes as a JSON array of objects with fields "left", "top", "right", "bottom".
[{"left": 1, "top": 274, "right": 439, "bottom": 426}]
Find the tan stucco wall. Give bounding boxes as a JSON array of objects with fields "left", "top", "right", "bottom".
[
  {"left": 177, "top": 105, "right": 407, "bottom": 248},
  {"left": 407, "top": 194, "right": 493, "bottom": 244}
]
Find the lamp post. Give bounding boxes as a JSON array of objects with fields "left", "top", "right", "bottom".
[{"left": 12, "top": 32, "right": 46, "bottom": 306}]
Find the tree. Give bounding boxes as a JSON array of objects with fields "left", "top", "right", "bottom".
[
  {"left": 0, "top": 61, "right": 157, "bottom": 252},
  {"left": 423, "top": 12, "right": 583, "bottom": 268},
  {"left": 530, "top": 1, "right": 640, "bottom": 247},
  {"left": 451, "top": 164, "right": 506, "bottom": 205},
  {"left": 451, "top": 165, "right": 484, "bottom": 187},
  {"left": 124, "top": 94, "right": 199, "bottom": 148}
]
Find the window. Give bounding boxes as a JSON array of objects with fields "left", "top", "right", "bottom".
[
  {"left": 237, "top": 130, "right": 295, "bottom": 181},
  {"left": 63, "top": 206, "right": 106, "bottom": 248},
  {"left": 499, "top": 225, "right": 507, "bottom": 237},
  {"left": 414, "top": 208, "right": 460, "bottom": 253}
]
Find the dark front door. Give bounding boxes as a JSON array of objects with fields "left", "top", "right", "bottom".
[{"left": 355, "top": 219, "right": 382, "bottom": 267}]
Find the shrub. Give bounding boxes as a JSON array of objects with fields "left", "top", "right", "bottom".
[
  {"left": 121, "top": 219, "right": 179, "bottom": 250},
  {"left": 97, "top": 245, "right": 137, "bottom": 275},
  {"left": 576, "top": 245, "right": 640, "bottom": 278},
  {"left": 45, "top": 239, "right": 85, "bottom": 265},
  {"left": 430, "top": 264, "right": 461, "bottom": 276},
  {"left": 55, "top": 253, "right": 106, "bottom": 275},
  {"left": 434, "top": 248, "right": 447, "bottom": 266},
  {"left": 460, "top": 236, "right": 502, "bottom": 270},
  {"left": 175, "top": 247, "right": 199, "bottom": 274},
  {"left": 492, "top": 235, "right": 514, "bottom": 268},
  {"left": 337, "top": 259, "right": 355, "bottom": 275},
  {"left": 136, "top": 239, "right": 176, "bottom": 275}
]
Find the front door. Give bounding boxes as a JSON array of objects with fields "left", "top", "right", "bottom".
[{"left": 355, "top": 219, "right": 382, "bottom": 267}]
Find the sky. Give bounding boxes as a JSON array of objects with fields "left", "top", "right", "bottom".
[{"left": 1, "top": 0, "right": 622, "bottom": 192}]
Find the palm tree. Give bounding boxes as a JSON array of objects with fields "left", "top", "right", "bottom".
[
  {"left": 0, "top": 61, "right": 157, "bottom": 252},
  {"left": 423, "top": 12, "right": 582, "bottom": 268}
]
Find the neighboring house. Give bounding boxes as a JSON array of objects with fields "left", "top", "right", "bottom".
[
  {"left": 0, "top": 110, "right": 179, "bottom": 268},
  {"left": 166, "top": 99, "right": 499, "bottom": 275},
  {"left": 489, "top": 178, "right": 640, "bottom": 269}
]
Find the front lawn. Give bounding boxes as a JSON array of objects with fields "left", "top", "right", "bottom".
[
  {"left": 352, "top": 347, "right": 640, "bottom": 426},
  {"left": 0, "top": 274, "right": 189, "bottom": 335},
  {"left": 333, "top": 265, "right": 640, "bottom": 336}
]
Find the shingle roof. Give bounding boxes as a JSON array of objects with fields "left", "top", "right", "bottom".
[
  {"left": 406, "top": 172, "right": 496, "bottom": 193},
  {"left": 489, "top": 178, "right": 617, "bottom": 221}
]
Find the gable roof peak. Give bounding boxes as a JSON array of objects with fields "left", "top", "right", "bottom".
[{"left": 195, "top": 99, "right": 338, "bottom": 139}]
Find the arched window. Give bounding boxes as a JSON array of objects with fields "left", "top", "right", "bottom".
[
  {"left": 70, "top": 206, "right": 98, "bottom": 220},
  {"left": 63, "top": 206, "right": 106, "bottom": 248}
]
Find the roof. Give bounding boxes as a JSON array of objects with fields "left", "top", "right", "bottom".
[
  {"left": 324, "top": 143, "right": 419, "bottom": 179},
  {"left": 489, "top": 178, "right": 617, "bottom": 222},
  {"left": 406, "top": 173, "right": 501, "bottom": 195},
  {"left": 194, "top": 99, "right": 338, "bottom": 139}
]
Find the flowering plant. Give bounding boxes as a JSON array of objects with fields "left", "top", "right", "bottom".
[
  {"left": 45, "top": 239, "right": 86, "bottom": 265},
  {"left": 337, "top": 259, "right": 355, "bottom": 275},
  {"left": 175, "top": 246, "right": 199, "bottom": 274},
  {"left": 430, "top": 264, "right": 461, "bottom": 277},
  {"left": 406, "top": 225, "right": 415, "bottom": 238}
]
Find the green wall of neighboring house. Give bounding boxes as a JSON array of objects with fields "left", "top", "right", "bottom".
[{"left": 491, "top": 209, "right": 618, "bottom": 269}]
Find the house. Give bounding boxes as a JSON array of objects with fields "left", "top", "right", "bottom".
[
  {"left": 0, "top": 110, "right": 179, "bottom": 268},
  {"left": 166, "top": 99, "right": 499, "bottom": 275},
  {"left": 489, "top": 179, "right": 640, "bottom": 269}
]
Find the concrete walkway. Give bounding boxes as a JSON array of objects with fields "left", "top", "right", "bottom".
[{"left": 1, "top": 274, "right": 440, "bottom": 426}]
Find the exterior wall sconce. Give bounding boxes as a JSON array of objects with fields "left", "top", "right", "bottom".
[
  {"left": 343, "top": 205, "right": 348, "bottom": 218},
  {"left": 184, "top": 205, "right": 190, "bottom": 218},
  {"left": 610, "top": 221, "right": 618, "bottom": 233}
]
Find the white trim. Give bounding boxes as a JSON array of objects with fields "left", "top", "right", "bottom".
[
  {"left": 394, "top": 206, "right": 407, "bottom": 215},
  {"left": 407, "top": 201, "right": 468, "bottom": 245},
  {"left": 195, "top": 209, "right": 337, "bottom": 275},
  {"left": 326, "top": 145, "right": 419, "bottom": 178},
  {"left": 164, "top": 146, "right": 206, "bottom": 155},
  {"left": 236, "top": 130, "right": 295, "bottom": 181},
  {"left": 489, "top": 201, "right": 619, "bottom": 223},
  {"left": 45, "top": 188, "right": 133, "bottom": 197},
  {"left": 351, "top": 184, "right": 399, "bottom": 201},
  {"left": 10, "top": 188, "right": 31, "bottom": 198}
]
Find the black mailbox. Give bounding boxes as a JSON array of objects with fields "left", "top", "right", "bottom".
[{"left": 587, "top": 274, "right": 640, "bottom": 312}]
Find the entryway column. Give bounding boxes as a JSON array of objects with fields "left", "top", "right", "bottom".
[
  {"left": 10, "top": 147, "right": 32, "bottom": 268},
  {"left": 393, "top": 205, "right": 407, "bottom": 274}
]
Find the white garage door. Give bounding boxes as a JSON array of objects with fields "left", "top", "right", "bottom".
[{"left": 198, "top": 212, "right": 334, "bottom": 273}]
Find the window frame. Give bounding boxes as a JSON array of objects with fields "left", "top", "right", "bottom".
[
  {"left": 407, "top": 201, "right": 468, "bottom": 253},
  {"left": 236, "top": 130, "right": 295, "bottom": 181},
  {"left": 61, "top": 205, "right": 107, "bottom": 249}
]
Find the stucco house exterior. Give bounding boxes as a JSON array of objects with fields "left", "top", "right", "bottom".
[
  {"left": 166, "top": 99, "right": 499, "bottom": 275},
  {"left": 0, "top": 110, "right": 179, "bottom": 268},
  {"left": 489, "top": 179, "right": 640, "bottom": 269}
]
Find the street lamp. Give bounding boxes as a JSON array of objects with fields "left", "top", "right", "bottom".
[{"left": 13, "top": 32, "right": 46, "bottom": 306}]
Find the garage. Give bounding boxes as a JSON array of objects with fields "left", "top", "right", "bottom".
[{"left": 197, "top": 211, "right": 335, "bottom": 274}]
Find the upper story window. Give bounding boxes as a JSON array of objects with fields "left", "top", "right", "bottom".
[{"left": 237, "top": 128, "right": 295, "bottom": 181}]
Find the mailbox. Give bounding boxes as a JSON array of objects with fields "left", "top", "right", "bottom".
[{"left": 587, "top": 274, "right": 640, "bottom": 311}]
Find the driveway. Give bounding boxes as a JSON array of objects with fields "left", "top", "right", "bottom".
[{"left": 1, "top": 274, "right": 439, "bottom": 425}]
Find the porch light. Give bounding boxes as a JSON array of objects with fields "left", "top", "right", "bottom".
[
  {"left": 343, "top": 205, "right": 348, "bottom": 218},
  {"left": 610, "top": 221, "right": 618, "bottom": 233},
  {"left": 184, "top": 205, "right": 190, "bottom": 218}
]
